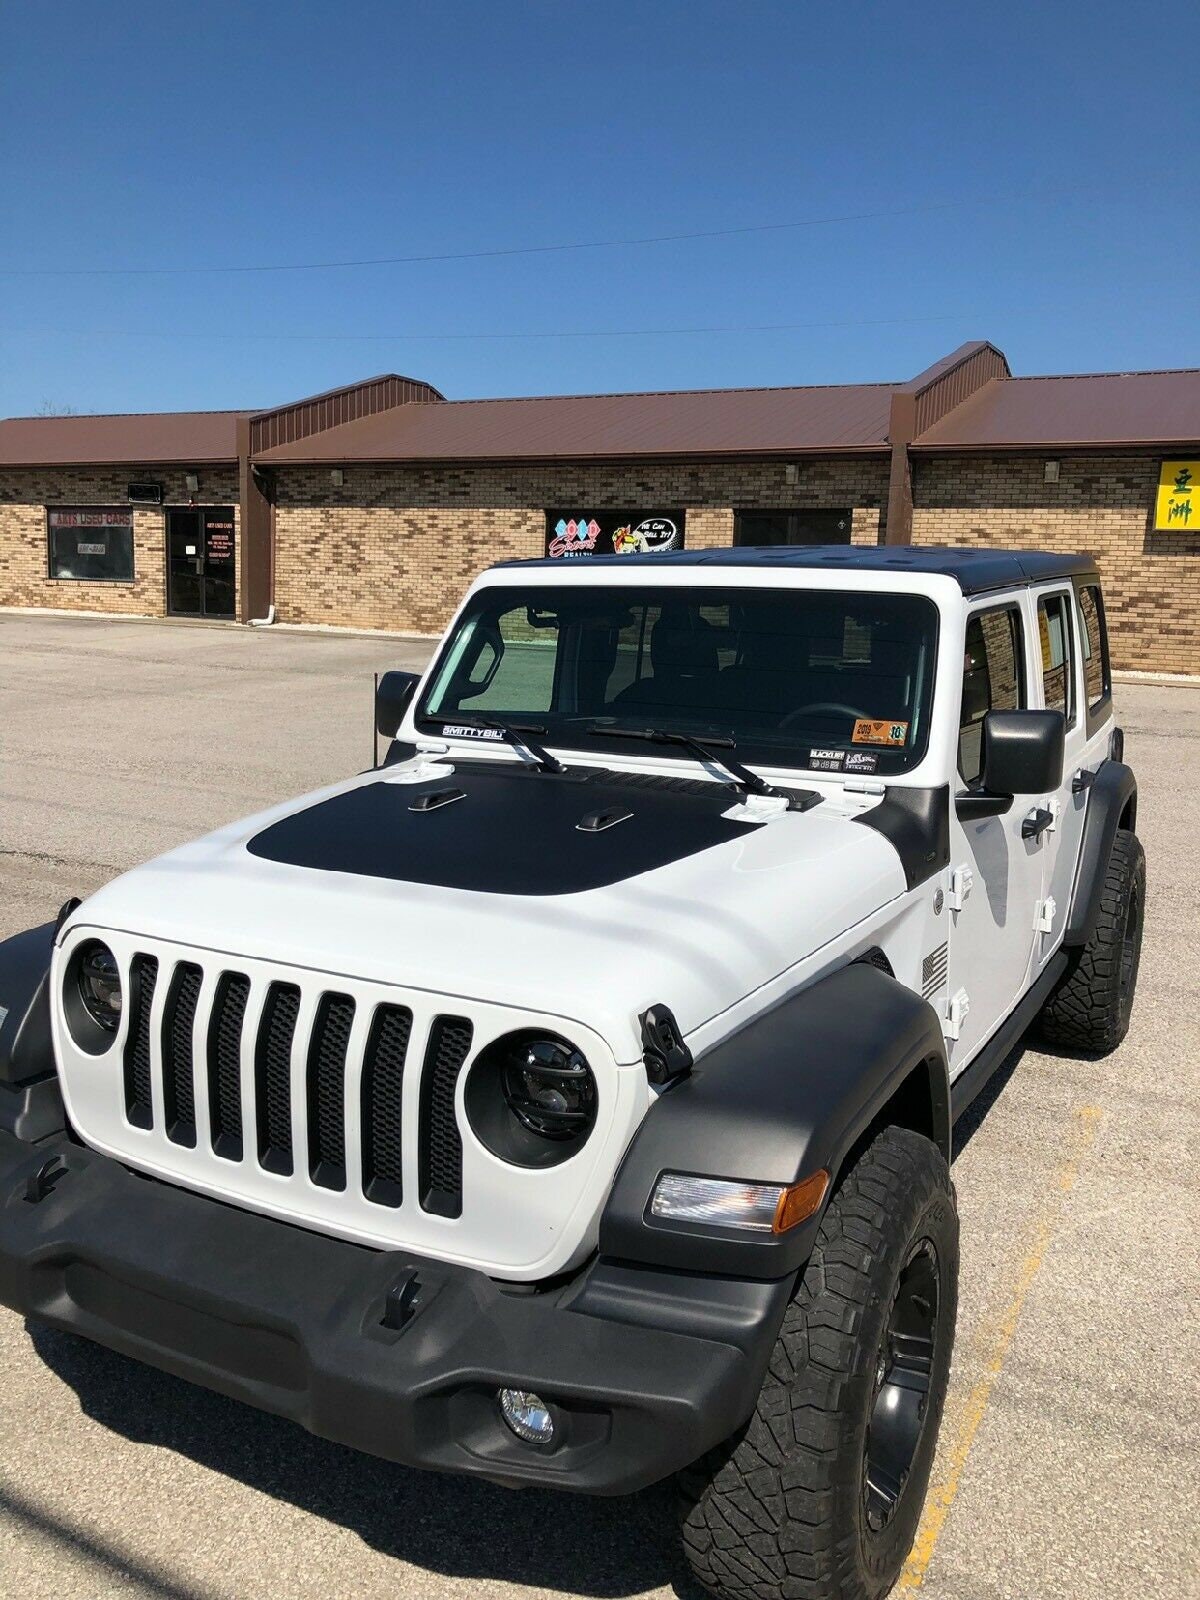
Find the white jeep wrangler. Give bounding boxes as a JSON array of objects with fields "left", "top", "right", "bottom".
[{"left": 0, "top": 547, "right": 1144, "bottom": 1600}]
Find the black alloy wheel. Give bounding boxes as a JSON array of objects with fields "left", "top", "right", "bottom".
[{"left": 863, "top": 1238, "right": 940, "bottom": 1534}]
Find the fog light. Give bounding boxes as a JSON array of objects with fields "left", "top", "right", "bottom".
[{"left": 498, "top": 1388, "right": 555, "bottom": 1445}]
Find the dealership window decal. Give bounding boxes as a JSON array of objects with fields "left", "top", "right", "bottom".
[
  {"left": 544, "top": 509, "right": 685, "bottom": 558},
  {"left": 47, "top": 507, "right": 136, "bottom": 582}
]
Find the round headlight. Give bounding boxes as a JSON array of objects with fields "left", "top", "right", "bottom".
[
  {"left": 466, "top": 1031, "right": 598, "bottom": 1168},
  {"left": 502, "top": 1037, "right": 596, "bottom": 1140},
  {"left": 77, "top": 941, "right": 122, "bottom": 1031}
]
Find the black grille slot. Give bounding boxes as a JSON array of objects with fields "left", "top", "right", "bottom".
[
  {"left": 306, "top": 993, "right": 354, "bottom": 1190},
  {"left": 418, "top": 1016, "right": 473, "bottom": 1218},
  {"left": 207, "top": 972, "right": 250, "bottom": 1160},
  {"left": 256, "top": 982, "right": 299, "bottom": 1175},
  {"left": 123, "top": 955, "right": 158, "bottom": 1129},
  {"left": 361, "top": 1004, "right": 412, "bottom": 1207},
  {"left": 161, "top": 962, "right": 202, "bottom": 1146}
]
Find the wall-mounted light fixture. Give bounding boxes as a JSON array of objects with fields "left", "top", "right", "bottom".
[
  {"left": 1043, "top": 459, "right": 1061, "bottom": 484},
  {"left": 784, "top": 463, "right": 799, "bottom": 486},
  {"left": 330, "top": 468, "right": 345, "bottom": 487},
  {"left": 184, "top": 472, "right": 199, "bottom": 494}
]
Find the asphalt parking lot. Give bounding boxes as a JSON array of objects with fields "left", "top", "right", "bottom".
[{"left": 1, "top": 611, "right": 1197, "bottom": 1600}]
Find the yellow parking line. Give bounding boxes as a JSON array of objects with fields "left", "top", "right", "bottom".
[{"left": 897, "top": 1104, "right": 1103, "bottom": 1592}]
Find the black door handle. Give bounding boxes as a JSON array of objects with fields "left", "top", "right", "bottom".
[{"left": 1021, "top": 807, "right": 1054, "bottom": 841}]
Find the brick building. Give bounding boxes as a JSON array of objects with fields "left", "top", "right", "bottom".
[{"left": 2, "top": 343, "right": 1197, "bottom": 671}]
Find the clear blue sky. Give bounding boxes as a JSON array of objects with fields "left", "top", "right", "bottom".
[{"left": 2, "top": 0, "right": 1196, "bottom": 417}]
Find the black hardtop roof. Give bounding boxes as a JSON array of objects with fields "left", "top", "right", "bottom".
[{"left": 500, "top": 544, "right": 1097, "bottom": 595}]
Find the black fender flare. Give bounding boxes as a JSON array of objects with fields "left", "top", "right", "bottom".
[
  {"left": 1064, "top": 759, "right": 1138, "bottom": 946},
  {"left": 0, "top": 922, "right": 64, "bottom": 1141},
  {"left": 598, "top": 963, "right": 950, "bottom": 1280}
]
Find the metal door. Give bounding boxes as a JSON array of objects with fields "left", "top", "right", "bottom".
[{"left": 945, "top": 597, "right": 1046, "bottom": 1076}]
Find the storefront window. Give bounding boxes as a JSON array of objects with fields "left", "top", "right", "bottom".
[
  {"left": 47, "top": 507, "right": 135, "bottom": 582},
  {"left": 734, "top": 509, "right": 851, "bottom": 546}
]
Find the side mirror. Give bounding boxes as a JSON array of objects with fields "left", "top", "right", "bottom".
[
  {"left": 375, "top": 670, "right": 419, "bottom": 738},
  {"left": 980, "top": 709, "right": 1065, "bottom": 797}
]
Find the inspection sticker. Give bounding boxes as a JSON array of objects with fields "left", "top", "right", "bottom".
[{"left": 852, "top": 718, "right": 909, "bottom": 747}]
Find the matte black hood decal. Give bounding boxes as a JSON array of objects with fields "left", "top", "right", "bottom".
[{"left": 247, "top": 764, "right": 764, "bottom": 895}]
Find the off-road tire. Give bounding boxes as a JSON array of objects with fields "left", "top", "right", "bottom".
[
  {"left": 677, "top": 1126, "right": 958, "bottom": 1600},
  {"left": 1036, "top": 827, "right": 1145, "bottom": 1055}
]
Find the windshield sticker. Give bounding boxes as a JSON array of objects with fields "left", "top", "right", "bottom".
[
  {"left": 441, "top": 724, "right": 505, "bottom": 740},
  {"left": 808, "top": 747, "right": 845, "bottom": 772},
  {"left": 852, "top": 718, "right": 909, "bottom": 747},
  {"left": 843, "top": 750, "right": 880, "bottom": 774}
]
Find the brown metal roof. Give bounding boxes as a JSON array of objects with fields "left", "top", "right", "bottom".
[
  {"left": 913, "top": 370, "right": 1200, "bottom": 450},
  {"left": 0, "top": 409, "right": 247, "bottom": 467},
  {"left": 249, "top": 373, "right": 444, "bottom": 453},
  {"left": 252, "top": 381, "right": 899, "bottom": 465},
  {"left": 0, "top": 372, "right": 443, "bottom": 468}
]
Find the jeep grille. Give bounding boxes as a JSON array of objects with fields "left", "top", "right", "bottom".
[{"left": 128, "top": 954, "right": 472, "bottom": 1219}]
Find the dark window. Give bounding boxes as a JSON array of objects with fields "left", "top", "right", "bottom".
[
  {"left": 419, "top": 583, "right": 939, "bottom": 775},
  {"left": 47, "top": 507, "right": 134, "bottom": 582},
  {"left": 734, "top": 509, "right": 852, "bottom": 547},
  {"left": 1078, "top": 584, "right": 1111, "bottom": 713},
  {"left": 1037, "top": 593, "right": 1076, "bottom": 723},
  {"left": 959, "top": 607, "right": 1025, "bottom": 785}
]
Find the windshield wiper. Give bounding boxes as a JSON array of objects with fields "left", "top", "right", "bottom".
[
  {"left": 583, "top": 723, "right": 784, "bottom": 800},
  {"left": 443, "top": 714, "right": 565, "bottom": 774}
]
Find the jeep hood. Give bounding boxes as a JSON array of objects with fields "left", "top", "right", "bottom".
[{"left": 72, "top": 757, "right": 906, "bottom": 1063}]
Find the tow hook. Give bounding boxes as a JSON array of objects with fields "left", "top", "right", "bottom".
[
  {"left": 381, "top": 1269, "right": 422, "bottom": 1331},
  {"left": 23, "top": 1153, "right": 68, "bottom": 1204}
]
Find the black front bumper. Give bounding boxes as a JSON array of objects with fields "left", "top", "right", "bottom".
[{"left": 0, "top": 1127, "right": 792, "bottom": 1494}]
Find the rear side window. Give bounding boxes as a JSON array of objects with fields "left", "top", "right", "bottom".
[
  {"left": 1078, "top": 585, "right": 1111, "bottom": 713},
  {"left": 1037, "top": 593, "right": 1076, "bottom": 723},
  {"left": 959, "top": 606, "right": 1025, "bottom": 785}
]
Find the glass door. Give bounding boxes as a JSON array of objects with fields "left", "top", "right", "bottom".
[
  {"left": 203, "top": 512, "right": 236, "bottom": 617},
  {"left": 166, "top": 510, "right": 203, "bottom": 615},
  {"left": 166, "top": 508, "right": 235, "bottom": 617}
]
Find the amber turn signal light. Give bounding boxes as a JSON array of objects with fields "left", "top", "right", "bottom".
[{"left": 772, "top": 1169, "right": 830, "bottom": 1233}]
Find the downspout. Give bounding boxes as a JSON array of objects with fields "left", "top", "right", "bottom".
[{"left": 884, "top": 391, "right": 916, "bottom": 547}]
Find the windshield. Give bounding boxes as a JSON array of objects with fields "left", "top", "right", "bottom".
[{"left": 417, "top": 584, "right": 938, "bottom": 776}]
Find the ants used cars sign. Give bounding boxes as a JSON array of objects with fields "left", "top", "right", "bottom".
[
  {"left": 545, "top": 509, "right": 685, "bottom": 558},
  {"left": 47, "top": 506, "right": 134, "bottom": 582}
]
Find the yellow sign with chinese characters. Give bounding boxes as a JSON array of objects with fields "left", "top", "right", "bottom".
[{"left": 1154, "top": 460, "right": 1199, "bottom": 530}]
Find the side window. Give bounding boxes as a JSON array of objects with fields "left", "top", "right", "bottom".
[
  {"left": 959, "top": 606, "right": 1024, "bottom": 785},
  {"left": 451, "top": 607, "right": 559, "bottom": 712},
  {"left": 1078, "top": 584, "right": 1111, "bottom": 713},
  {"left": 1037, "top": 593, "right": 1076, "bottom": 723}
]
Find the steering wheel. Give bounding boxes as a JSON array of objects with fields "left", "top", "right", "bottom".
[{"left": 778, "top": 701, "right": 871, "bottom": 730}]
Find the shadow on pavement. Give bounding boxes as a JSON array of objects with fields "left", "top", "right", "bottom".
[
  {"left": 28, "top": 1321, "right": 706, "bottom": 1599},
  {"left": 951, "top": 1039, "right": 1030, "bottom": 1158}
]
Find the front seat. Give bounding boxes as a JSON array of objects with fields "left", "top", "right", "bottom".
[{"left": 613, "top": 612, "right": 719, "bottom": 718}]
